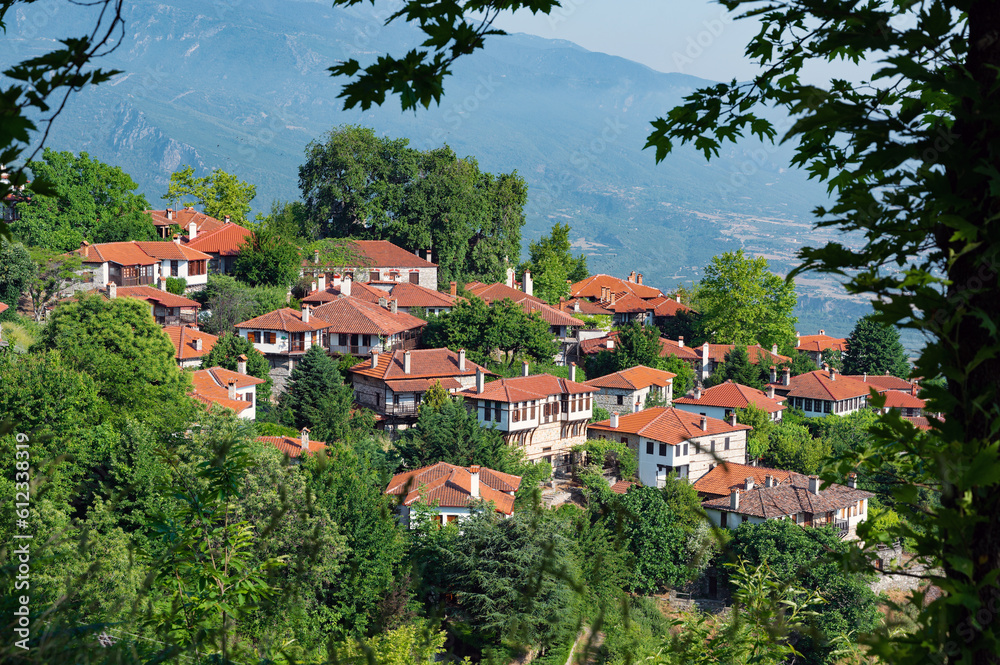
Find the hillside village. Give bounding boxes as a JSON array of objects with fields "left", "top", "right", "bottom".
[{"left": 1, "top": 152, "right": 930, "bottom": 664}]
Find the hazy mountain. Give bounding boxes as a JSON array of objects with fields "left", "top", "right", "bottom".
[{"left": 3, "top": 0, "right": 873, "bottom": 337}]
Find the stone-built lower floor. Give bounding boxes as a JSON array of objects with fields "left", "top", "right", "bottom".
[{"left": 504, "top": 422, "right": 588, "bottom": 476}]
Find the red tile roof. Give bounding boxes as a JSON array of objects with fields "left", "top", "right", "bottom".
[
  {"left": 185, "top": 222, "right": 253, "bottom": 256},
  {"left": 701, "top": 343, "right": 791, "bottom": 366},
  {"left": 903, "top": 416, "right": 934, "bottom": 431},
  {"left": 559, "top": 298, "right": 612, "bottom": 316},
  {"left": 880, "top": 391, "right": 925, "bottom": 409},
  {"left": 369, "top": 282, "right": 456, "bottom": 308},
  {"left": 258, "top": 434, "right": 327, "bottom": 457},
  {"left": 570, "top": 274, "right": 664, "bottom": 300},
  {"left": 691, "top": 462, "right": 793, "bottom": 498},
  {"left": 234, "top": 307, "right": 332, "bottom": 333},
  {"left": 651, "top": 296, "right": 694, "bottom": 317},
  {"left": 307, "top": 240, "right": 436, "bottom": 268},
  {"left": 587, "top": 407, "right": 750, "bottom": 445},
  {"left": 673, "top": 381, "right": 786, "bottom": 414},
  {"left": 578, "top": 332, "right": 700, "bottom": 361},
  {"left": 134, "top": 241, "right": 212, "bottom": 262},
  {"left": 116, "top": 286, "right": 201, "bottom": 309},
  {"left": 465, "top": 281, "right": 546, "bottom": 305},
  {"left": 584, "top": 365, "right": 675, "bottom": 391},
  {"left": 348, "top": 348, "right": 487, "bottom": 381},
  {"left": 386, "top": 462, "right": 521, "bottom": 515},
  {"left": 0, "top": 302, "right": 8, "bottom": 314},
  {"left": 385, "top": 377, "right": 463, "bottom": 393},
  {"left": 610, "top": 480, "right": 636, "bottom": 494},
  {"left": 164, "top": 326, "right": 218, "bottom": 361},
  {"left": 701, "top": 473, "right": 873, "bottom": 518},
  {"left": 189, "top": 366, "right": 263, "bottom": 414},
  {"left": 606, "top": 293, "right": 652, "bottom": 314},
  {"left": 73, "top": 241, "right": 159, "bottom": 266},
  {"left": 785, "top": 370, "right": 871, "bottom": 401},
  {"left": 843, "top": 374, "right": 915, "bottom": 392},
  {"left": 311, "top": 297, "right": 426, "bottom": 336},
  {"left": 146, "top": 208, "right": 226, "bottom": 235},
  {"left": 458, "top": 373, "right": 596, "bottom": 403},
  {"left": 796, "top": 332, "right": 848, "bottom": 354}
]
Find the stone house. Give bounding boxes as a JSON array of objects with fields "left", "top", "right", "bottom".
[
  {"left": 302, "top": 240, "right": 438, "bottom": 291},
  {"left": 673, "top": 380, "right": 786, "bottom": 422},
  {"left": 347, "top": 347, "right": 489, "bottom": 430},
  {"left": 587, "top": 407, "right": 750, "bottom": 487},
  {"left": 584, "top": 365, "right": 675, "bottom": 414},
  {"left": 457, "top": 368, "right": 596, "bottom": 475},
  {"left": 182, "top": 221, "right": 253, "bottom": 275},
  {"left": 235, "top": 306, "right": 331, "bottom": 394},
  {"left": 55, "top": 283, "right": 201, "bottom": 326},
  {"left": 385, "top": 462, "right": 521, "bottom": 528},
  {"left": 778, "top": 367, "right": 870, "bottom": 417}
]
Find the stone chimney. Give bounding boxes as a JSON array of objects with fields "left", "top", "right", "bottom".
[
  {"left": 302, "top": 305, "right": 310, "bottom": 323},
  {"left": 523, "top": 270, "right": 533, "bottom": 296},
  {"left": 675, "top": 294, "right": 681, "bottom": 304},
  {"left": 569, "top": 362, "right": 576, "bottom": 382},
  {"left": 819, "top": 329, "right": 825, "bottom": 335},
  {"left": 458, "top": 348, "right": 467, "bottom": 371},
  {"left": 701, "top": 342, "right": 710, "bottom": 379},
  {"left": 300, "top": 428, "right": 310, "bottom": 453},
  {"left": 745, "top": 476, "right": 755, "bottom": 491},
  {"left": 188, "top": 221, "right": 197, "bottom": 240},
  {"left": 404, "top": 350, "right": 412, "bottom": 375},
  {"left": 223, "top": 214, "right": 231, "bottom": 224},
  {"left": 317, "top": 274, "right": 326, "bottom": 291},
  {"left": 637, "top": 273, "right": 643, "bottom": 285},
  {"left": 678, "top": 336, "right": 684, "bottom": 348},
  {"left": 107, "top": 283, "right": 117, "bottom": 299},
  {"left": 166, "top": 208, "right": 173, "bottom": 221},
  {"left": 610, "top": 411, "right": 619, "bottom": 428},
  {"left": 469, "top": 465, "right": 481, "bottom": 498},
  {"left": 160, "top": 276, "right": 168, "bottom": 291},
  {"left": 313, "top": 249, "right": 320, "bottom": 264},
  {"left": 768, "top": 385, "right": 776, "bottom": 400},
  {"left": 173, "top": 233, "right": 181, "bottom": 245},
  {"left": 450, "top": 281, "right": 457, "bottom": 297},
  {"left": 476, "top": 367, "right": 485, "bottom": 393},
  {"left": 730, "top": 488, "right": 740, "bottom": 510},
  {"left": 522, "top": 360, "right": 530, "bottom": 377},
  {"left": 764, "top": 474, "right": 775, "bottom": 488},
  {"left": 694, "top": 384, "right": 702, "bottom": 400},
  {"left": 848, "top": 472, "right": 858, "bottom": 489},
  {"left": 828, "top": 366, "right": 836, "bottom": 381},
  {"left": 728, "top": 412, "right": 737, "bottom": 427},
  {"left": 628, "top": 270, "right": 636, "bottom": 282},
  {"left": 195, "top": 337, "right": 203, "bottom": 352},
  {"left": 633, "top": 400, "right": 641, "bottom": 413},
  {"left": 610, "top": 291, "right": 617, "bottom": 305},
  {"left": 390, "top": 299, "right": 398, "bottom": 314},
  {"left": 378, "top": 297, "right": 387, "bottom": 309},
  {"left": 700, "top": 414, "right": 708, "bottom": 431},
  {"left": 782, "top": 367, "right": 790, "bottom": 386},
  {"left": 311, "top": 280, "right": 318, "bottom": 293},
  {"left": 237, "top": 353, "right": 247, "bottom": 375},
  {"left": 770, "top": 365, "right": 777, "bottom": 383},
  {"left": 342, "top": 274, "right": 352, "bottom": 297},
  {"left": 808, "top": 475, "right": 821, "bottom": 495},
  {"left": 371, "top": 348, "right": 379, "bottom": 369},
  {"left": 227, "top": 379, "right": 236, "bottom": 401}
]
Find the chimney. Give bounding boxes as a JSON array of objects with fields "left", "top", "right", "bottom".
[
  {"left": 763, "top": 474, "right": 773, "bottom": 487},
  {"left": 378, "top": 297, "right": 387, "bottom": 309},
  {"left": 829, "top": 367, "right": 836, "bottom": 381},
  {"left": 523, "top": 270, "right": 533, "bottom": 296},
  {"left": 237, "top": 354, "right": 247, "bottom": 375},
  {"left": 469, "top": 465, "right": 481, "bottom": 498},
  {"left": 227, "top": 379, "right": 236, "bottom": 401},
  {"left": 569, "top": 362, "right": 576, "bottom": 382},
  {"left": 522, "top": 360, "right": 530, "bottom": 377},
  {"left": 694, "top": 384, "right": 702, "bottom": 400},
  {"left": 744, "top": 476, "right": 754, "bottom": 491},
  {"left": 847, "top": 473, "right": 858, "bottom": 489},
  {"left": 80, "top": 240, "right": 89, "bottom": 249},
  {"left": 173, "top": 233, "right": 181, "bottom": 245},
  {"left": 772, "top": 343, "right": 778, "bottom": 355},
  {"left": 700, "top": 415, "right": 708, "bottom": 431},
  {"left": 194, "top": 337, "right": 203, "bottom": 352},
  {"left": 796, "top": 331, "right": 800, "bottom": 339},
  {"left": 808, "top": 475, "right": 821, "bottom": 496},
  {"left": 782, "top": 367, "right": 790, "bottom": 386},
  {"left": 730, "top": 488, "right": 740, "bottom": 510},
  {"left": 311, "top": 280, "right": 318, "bottom": 293},
  {"left": 107, "top": 283, "right": 117, "bottom": 299},
  {"left": 633, "top": 400, "right": 641, "bottom": 413},
  {"left": 458, "top": 348, "right": 466, "bottom": 371},
  {"left": 506, "top": 266, "right": 515, "bottom": 288},
  {"left": 769, "top": 365, "right": 777, "bottom": 383},
  {"left": 607, "top": 339, "right": 615, "bottom": 350},
  {"left": 702, "top": 341, "right": 710, "bottom": 372},
  {"left": 628, "top": 270, "right": 636, "bottom": 282},
  {"left": 574, "top": 300, "right": 581, "bottom": 313},
  {"left": 610, "top": 411, "right": 619, "bottom": 428},
  {"left": 188, "top": 221, "right": 197, "bottom": 240},
  {"left": 637, "top": 273, "right": 643, "bottom": 285},
  {"left": 819, "top": 329, "right": 825, "bottom": 335},
  {"left": 390, "top": 299, "right": 398, "bottom": 314},
  {"left": 160, "top": 276, "right": 168, "bottom": 291},
  {"left": 863, "top": 372, "right": 867, "bottom": 382},
  {"left": 313, "top": 249, "right": 320, "bottom": 264},
  {"left": 302, "top": 305, "right": 310, "bottom": 323},
  {"left": 342, "top": 274, "right": 352, "bottom": 297},
  {"left": 300, "top": 428, "right": 310, "bottom": 452},
  {"left": 476, "top": 367, "right": 485, "bottom": 393},
  {"left": 911, "top": 384, "right": 918, "bottom": 397},
  {"left": 728, "top": 412, "right": 737, "bottom": 427},
  {"left": 425, "top": 247, "right": 433, "bottom": 264},
  {"left": 678, "top": 336, "right": 684, "bottom": 348},
  {"left": 371, "top": 348, "right": 379, "bottom": 369},
  {"left": 601, "top": 286, "right": 608, "bottom": 302},
  {"left": 333, "top": 273, "right": 342, "bottom": 289},
  {"left": 610, "top": 291, "right": 617, "bottom": 305},
  {"left": 166, "top": 208, "right": 173, "bottom": 221},
  {"left": 317, "top": 274, "right": 326, "bottom": 291},
  {"left": 768, "top": 385, "right": 776, "bottom": 400},
  {"left": 404, "top": 350, "right": 412, "bottom": 374},
  {"left": 450, "top": 281, "right": 457, "bottom": 297},
  {"left": 675, "top": 294, "right": 681, "bottom": 304}
]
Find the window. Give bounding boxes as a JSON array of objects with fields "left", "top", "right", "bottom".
[
  {"left": 683, "top": 443, "right": 689, "bottom": 456},
  {"left": 495, "top": 403, "right": 501, "bottom": 421},
  {"left": 530, "top": 403, "right": 536, "bottom": 419},
  {"left": 512, "top": 408, "right": 519, "bottom": 423},
  {"left": 617, "top": 395, "right": 624, "bottom": 405},
  {"left": 741, "top": 515, "right": 749, "bottom": 523},
  {"left": 170, "top": 260, "right": 179, "bottom": 276},
  {"left": 720, "top": 512, "right": 728, "bottom": 528},
  {"left": 621, "top": 437, "right": 628, "bottom": 444},
  {"left": 659, "top": 443, "right": 667, "bottom": 456},
  {"left": 694, "top": 442, "right": 700, "bottom": 453},
  {"left": 393, "top": 394, "right": 400, "bottom": 405},
  {"left": 646, "top": 441, "right": 654, "bottom": 455},
  {"left": 805, "top": 398, "right": 813, "bottom": 412},
  {"left": 484, "top": 402, "right": 491, "bottom": 421},
  {"left": 446, "top": 514, "right": 458, "bottom": 524},
  {"left": 362, "top": 334, "right": 371, "bottom": 347},
  {"left": 247, "top": 331, "right": 257, "bottom": 344},
  {"left": 339, "top": 333, "right": 348, "bottom": 347},
  {"left": 724, "top": 437, "right": 730, "bottom": 450},
  {"left": 267, "top": 332, "right": 276, "bottom": 345},
  {"left": 586, "top": 396, "right": 591, "bottom": 409},
  {"left": 189, "top": 260, "right": 206, "bottom": 276},
  {"left": 824, "top": 400, "right": 832, "bottom": 413}
]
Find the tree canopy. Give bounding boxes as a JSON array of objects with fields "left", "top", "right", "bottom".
[
  {"left": 232, "top": 225, "right": 302, "bottom": 288},
  {"left": 842, "top": 314, "right": 910, "bottom": 378},
  {"left": 519, "top": 222, "right": 588, "bottom": 305},
  {"left": 200, "top": 333, "right": 273, "bottom": 401},
  {"left": 162, "top": 165, "right": 256, "bottom": 225}
]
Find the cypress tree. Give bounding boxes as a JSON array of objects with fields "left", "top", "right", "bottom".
[{"left": 843, "top": 315, "right": 910, "bottom": 378}]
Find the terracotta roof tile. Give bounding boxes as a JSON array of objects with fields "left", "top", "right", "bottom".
[
  {"left": 701, "top": 343, "right": 791, "bottom": 365},
  {"left": 185, "top": 223, "right": 253, "bottom": 256},
  {"left": 584, "top": 365, "right": 675, "bottom": 390},
  {"left": 691, "top": 462, "right": 792, "bottom": 498},
  {"left": 559, "top": 298, "right": 612, "bottom": 316},
  {"left": 466, "top": 281, "right": 546, "bottom": 305},
  {"left": 651, "top": 297, "right": 694, "bottom": 317},
  {"left": 189, "top": 366, "right": 262, "bottom": 414},
  {"left": 609, "top": 480, "right": 636, "bottom": 494},
  {"left": 146, "top": 208, "right": 226, "bottom": 235},
  {"left": 307, "top": 240, "right": 436, "bottom": 268},
  {"left": 587, "top": 407, "right": 750, "bottom": 445},
  {"left": 458, "top": 373, "right": 596, "bottom": 403},
  {"left": 785, "top": 370, "right": 871, "bottom": 401},
  {"left": 115, "top": 286, "right": 201, "bottom": 309},
  {"left": 164, "top": 326, "right": 218, "bottom": 361},
  {"left": 0, "top": 302, "right": 9, "bottom": 314},
  {"left": 386, "top": 462, "right": 521, "bottom": 515},
  {"left": 880, "top": 391, "right": 925, "bottom": 409},
  {"left": 843, "top": 374, "right": 916, "bottom": 392},
  {"left": 796, "top": 333, "right": 848, "bottom": 354},
  {"left": 311, "top": 297, "right": 426, "bottom": 336},
  {"left": 384, "top": 377, "right": 463, "bottom": 392},
  {"left": 674, "top": 381, "right": 786, "bottom": 413},
  {"left": 257, "top": 435, "right": 327, "bottom": 458},
  {"left": 234, "top": 307, "right": 332, "bottom": 333},
  {"left": 579, "top": 332, "right": 700, "bottom": 361},
  {"left": 348, "top": 348, "right": 488, "bottom": 381},
  {"left": 73, "top": 241, "right": 159, "bottom": 266},
  {"left": 606, "top": 292, "right": 652, "bottom": 314},
  {"left": 570, "top": 274, "right": 664, "bottom": 300},
  {"left": 701, "top": 473, "right": 873, "bottom": 518},
  {"left": 134, "top": 241, "right": 212, "bottom": 262}
]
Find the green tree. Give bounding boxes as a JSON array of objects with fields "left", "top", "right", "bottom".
[
  {"left": 661, "top": 354, "right": 695, "bottom": 397},
  {"left": 13, "top": 149, "right": 155, "bottom": 250},
  {"left": 759, "top": 422, "right": 828, "bottom": 476},
  {"left": 279, "top": 344, "right": 354, "bottom": 442},
  {"left": 842, "top": 314, "right": 910, "bottom": 378},
  {"left": 165, "top": 276, "right": 187, "bottom": 295},
  {"left": 397, "top": 398, "right": 511, "bottom": 470},
  {"left": 198, "top": 274, "right": 288, "bottom": 336},
  {"left": 787, "top": 350, "right": 820, "bottom": 376},
  {"left": 713, "top": 345, "right": 765, "bottom": 390},
  {"left": 201, "top": 333, "right": 273, "bottom": 401},
  {"left": 232, "top": 226, "right": 302, "bottom": 288},
  {"left": 520, "top": 222, "right": 588, "bottom": 304},
  {"left": 613, "top": 320, "right": 662, "bottom": 370},
  {"left": 735, "top": 403, "right": 774, "bottom": 462},
  {"left": 23, "top": 247, "right": 85, "bottom": 324},
  {"left": 163, "top": 165, "right": 256, "bottom": 224},
  {"left": 613, "top": 485, "right": 691, "bottom": 593},
  {"left": 693, "top": 250, "right": 797, "bottom": 350},
  {"left": 0, "top": 239, "right": 32, "bottom": 315},
  {"left": 821, "top": 348, "right": 844, "bottom": 373}
]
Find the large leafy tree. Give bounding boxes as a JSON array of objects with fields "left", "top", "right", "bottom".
[
  {"left": 232, "top": 226, "right": 302, "bottom": 288},
  {"left": 396, "top": 397, "right": 515, "bottom": 471},
  {"left": 0, "top": 239, "right": 32, "bottom": 315},
  {"left": 162, "top": 165, "right": 257, "bottom": 225},
  {"left": 24, "top": 247, "right": 85, "bottom": 323},
  {"left": 708, "top": 345, "right": 765, "bottom": 390},
  {"left": 693, "top": 250, "right": 797, "bottom": 350},
  {"left": 201, "top": 333, "right": 273, "bottom": 401},
  {"left": 842, "top": 314, "right": 910, "bottom": 378},
  {"left": 519, "top": 222, "right": 588, "bottom": 305},
  {"left": 198, "top": 274, "right": 288, "bottom": 336},
  {"left": 611, "top": 485, "right": 691, "bottom": 593},
  {"left": 13, "top": 149, "right": 155, "bottom": 250}
]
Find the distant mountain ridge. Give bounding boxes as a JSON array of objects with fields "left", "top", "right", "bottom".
[{"left": 2, "top": 0, "right": 872, "bottom": 337}]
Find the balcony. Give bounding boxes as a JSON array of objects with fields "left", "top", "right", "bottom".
[
  {"left": 835, "top": 519, "right": 850, "bottom": 539},
  {"left": 355, "top": 394, "right": 420, "bottom": 417}
]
